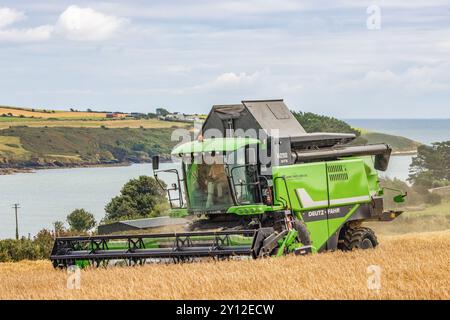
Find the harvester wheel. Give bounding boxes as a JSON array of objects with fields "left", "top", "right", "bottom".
[
  {"left": 339, "top": 226, "right": 378, "bottom": 251},
  {"left": 292, "top": 219, "right": 311, "bottom": 246}
]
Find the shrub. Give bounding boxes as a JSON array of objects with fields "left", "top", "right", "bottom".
[
  {"left": 67, "top": 209, "right": 96, "bottom": 232},
  {"left": 104, "top": 176, "right": 169, "bottom": 221},
  {"left": 34, "top": 229, "right": 54, "bottom": 258},
  {"left": 425, "top": 192, "right": 442, "bottom": 205},
  {"left": 0, "top": 238, "right": 42, "bottom": 262}
]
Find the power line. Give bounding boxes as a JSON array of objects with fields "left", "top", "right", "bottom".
[{"left": 12, "top": 203, "right": 20, "bottom": 240}]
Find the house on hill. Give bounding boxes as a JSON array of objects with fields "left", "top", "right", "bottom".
[{"left": 106, "top": 112, "right": 126, "bottom": 118}]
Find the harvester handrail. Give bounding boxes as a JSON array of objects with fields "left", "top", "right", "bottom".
[{"left": 55, "top": 230, "right": 257, "bottom": 241}]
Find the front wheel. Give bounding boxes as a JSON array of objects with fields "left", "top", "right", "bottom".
[{"left": 339, "top": 226, "right": 378, "bottom": 251}]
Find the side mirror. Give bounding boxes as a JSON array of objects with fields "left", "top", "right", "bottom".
[
  {"left": 152, "top": 155, "right": 160, "bottom": 170},
  {"left": 394, "top": 193, "right": 407, "bottom": 203}
]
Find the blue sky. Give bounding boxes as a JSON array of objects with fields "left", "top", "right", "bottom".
[{"left": 1, "top": 1, "right": 450, "bottom": 118}]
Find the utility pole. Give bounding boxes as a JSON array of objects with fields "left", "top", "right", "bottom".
[{"left": 12, "top": 203, "right": 20, "bottom": 240}]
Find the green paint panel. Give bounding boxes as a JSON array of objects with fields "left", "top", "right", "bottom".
[
  {"left": 327, "top": 159, "right": 371, "bottom": 207},
  {"left": 327, "top": 204, "right": 360, "bottom": 239},
  {"left": 302, "top": 219, "right": 329, "bottom": 253},
  {"left": 227, "top": 204, "right": 284, "bottom": 215},
  {"left": 272, "top": 158, "right": 377, "bottom": 252},
  {"left": 273, "top": 162, "right": 328, "bottom": 211},
  {"left": 361, "top": 156, "right": 382, "bottom": 196},
  {"left": 171, "top": 137, "right": 261, "bottom": 155}
]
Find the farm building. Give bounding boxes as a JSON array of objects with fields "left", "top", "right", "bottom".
[
  {"left": 106, "top": 112, "right": 126, "bottom": 118},
  {"left": 429, "top": 186, "right": 450, "bottom": 197},
  {"left": 159, "top": 112, "right": 200, "bottom": 122},
  {"left": 98, "top": 216, "right": 189, "bottom": 234},
  {"left": 129, "top": 112, "right": 145, "bottom": 118}
]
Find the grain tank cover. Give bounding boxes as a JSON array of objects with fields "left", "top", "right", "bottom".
[
  {"left": 202, "top": 99, "right": 354, "bottom": 145},
  {"left": 241, "top": 100, "right": 307, "bottom": 138},
  {"left": 201, "top": 99, "right": 357, "bottom": 168},
  {"left": 202, "top": 99, "right": 307, "bottom": 139}
]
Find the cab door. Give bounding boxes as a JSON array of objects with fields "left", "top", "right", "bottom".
[{"left": 272, "top": 162, "right": 330, "bottom": 252}]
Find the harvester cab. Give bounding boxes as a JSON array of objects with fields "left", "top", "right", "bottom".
[{"left": 50, "top": 99, "right": 405, "bottom": 268}]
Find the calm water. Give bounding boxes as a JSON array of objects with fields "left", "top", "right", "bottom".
[
  {"left": 0, "top": 157, "right": 412, "bottom": 239},
  {"left": 0, "top": 163, "right": 179, "bottom": 239},
  {"left": 345, "top": 119, "right": 450, "bottom": 145}
]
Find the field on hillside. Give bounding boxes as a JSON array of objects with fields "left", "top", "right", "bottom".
[
  {"left": 0, "top": 106, "right": 108, "bottom": 119},
  {"left": 0, "top": 136, "right": 29, "bottom": 157},
  {"left": 353, "top": 131, "right": 421, "bottom": 153},
  {"left": 0, "top": 105, "right": 191, "bottom": 130},
  {"left": 0, "top": 118, "right": 189, "bottom": 129},
  {"left": 1, "top": 231, "right": 449, "bottom": 300},
  {"left": 0, "top": 127, "right": 179, "bottom": 166}
]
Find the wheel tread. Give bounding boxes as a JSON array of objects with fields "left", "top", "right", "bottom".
[{"left": 339, "top": 226, "right": 378, "bottom": 251}]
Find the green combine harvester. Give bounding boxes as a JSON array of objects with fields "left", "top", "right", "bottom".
[{"left": 50, "top": 100, "right": 406, "bottom": 268}]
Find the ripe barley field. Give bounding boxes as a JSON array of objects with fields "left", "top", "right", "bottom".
[
  {"left": 0, "top": 118, "right": 189, "bottom": 129},
  {"left": 0, "top": 107, "right": 108, "bottom": 119},
  {"left": 0, "top": 230, "right": 449, "bottom": 300}
]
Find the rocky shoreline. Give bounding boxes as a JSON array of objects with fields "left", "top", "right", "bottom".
[
  {"left": 0, "top": 167, "right": 34, "bottom": 175},
  {"left": 0, "top": 157, "right": 173, "bottom": 175},
  {"left": 391, "top": 150, "right": 417, "bottom": 156},
  {"left": 0, "top": 150, "right": 416, "bottom": 176}
]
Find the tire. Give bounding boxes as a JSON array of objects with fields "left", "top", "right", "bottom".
[
  {"left": 292, "top": 219, "right": 311, "bottom": 246},
  {"left": 339, "top": 226, "right": 378, "bottom": 251}
]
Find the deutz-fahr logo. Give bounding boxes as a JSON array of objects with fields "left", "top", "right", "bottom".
[{"left": 301, "top": 206, "right": 350, "bottom": 222}]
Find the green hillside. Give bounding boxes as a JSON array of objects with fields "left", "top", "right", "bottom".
[
  {"left": 0, "top": 105, "right": 422, "bottom": 170},
  {"left": 291, "top": 110, "right": 419, "bottom": 153},
  {"left": 0, "top": 127, "right": 176, "bottom": 168},
  {"left": 353, "top": 131, "right": 421, "bottom": 153},
  {"left": 292, "top": 111, "right": 360, "bottom": 136}
]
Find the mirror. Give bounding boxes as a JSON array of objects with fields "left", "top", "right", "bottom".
[
  {"left": 394, "top": 194, "right": 407, "bottom": 203},
  {"left": 152, "top": 155, "right": 160, "bottom": 170}
]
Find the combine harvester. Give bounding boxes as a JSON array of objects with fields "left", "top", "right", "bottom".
[{"left": 50, "top": 100, "right": 406, "bottom": 268}]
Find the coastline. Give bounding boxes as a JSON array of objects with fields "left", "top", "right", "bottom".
[
  {"left": 0, "top": 167, "right": 34, "bottom": 175},
  {"left": 0, "top": 158, "right": 174, "bottom": 176},
  {"left": 391, "top": 150, "right": 417, "bottom": 156},
  {"left": 0, "top": 151, "right": 417, "bottom": 176}
]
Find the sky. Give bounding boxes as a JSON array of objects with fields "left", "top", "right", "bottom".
[{"left": 1, "top": 1, "right": 450, "bottom": 118}]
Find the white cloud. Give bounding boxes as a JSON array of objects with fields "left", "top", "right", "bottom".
[
  {"left": 0, "top": 7, "right": 24, "bottom": 29},
  {"left": 437, "top": 41, "right": 450, "bottom": 51},
  {"left": 329, "top": 64, "right": 450, "bottom": 94},
  {"left": 0, "top": 5, "right": 127, "bottom": 42},
  {"left": 197, "top": 71, "right": 263, "bottom": 91},
  {"left": 213, "top": 72, "right": 259, "bottom": 86},
  {"left": 0, "top": 6, "right": 52, "bottom": 42},
  {"left": 55, "top": 5, "right": 126, "bottom": 41},
  {"left": 118, "top": 71, "right": 264, "bottom": 96},
  {"left": 0, "top": 25, "right": 53, "bottom": 42}
]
